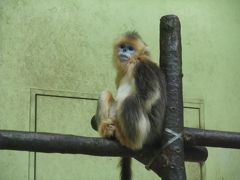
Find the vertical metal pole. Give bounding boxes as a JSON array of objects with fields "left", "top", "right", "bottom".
[{"left": 160, "top": 15, "right": 186, "bottom": 180}]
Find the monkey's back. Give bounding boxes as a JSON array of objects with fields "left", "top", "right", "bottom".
[{"left": 134, "top": 61, "right": 167, "bottom": 148}]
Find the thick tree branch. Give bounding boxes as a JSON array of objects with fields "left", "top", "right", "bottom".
[
  {"left": 184, "top": 128, "right": 240, "bottom": 149},
  {"left": 0, "top": 129, "right": 207, "bottom": 159},
  {"left": 0, "top": 129, "right": 208, "bottom": 178},
  {"left": 158, "top": 15, "right": 186, "bottom": 180},
  {"left": 92, "top": 116, "right": 240, "bottom": 149},
  {"left": 0, "top": 130, "right": 141, "bottom": 157},
  {"left": 1, "top": 127, "right": 239, "bottom": 176}
]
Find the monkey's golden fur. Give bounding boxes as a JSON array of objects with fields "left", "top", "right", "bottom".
[{"left": 113, "top": 32, "right": 150, "bottom": 88}]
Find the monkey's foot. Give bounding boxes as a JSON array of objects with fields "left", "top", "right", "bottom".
[{"left": 99, "top": 120, "right": 116, "bottom": 138}]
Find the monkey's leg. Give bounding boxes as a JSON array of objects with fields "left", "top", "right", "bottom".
[
  {"left": 115, "top": 95, "right": 150, "bottom": 150},
  {"left": 96, "top": 91, "right": 117, "bottom": 138}
]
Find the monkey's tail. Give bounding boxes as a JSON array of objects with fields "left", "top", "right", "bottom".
[{"left": 120, "top": 157, "right": 132, "bottom": 180}]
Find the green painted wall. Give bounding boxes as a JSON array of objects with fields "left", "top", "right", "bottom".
[{"left": 0, "top": 0, "right": 240, "bottom": 179}]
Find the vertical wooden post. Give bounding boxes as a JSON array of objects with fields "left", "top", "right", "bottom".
[{"left": 160, "top": 15, "right": 186, "bottom": 180}]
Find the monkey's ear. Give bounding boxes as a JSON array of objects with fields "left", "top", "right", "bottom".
[
  {"left": 144, "top": 47, "right": 151, "bottom": 56},
  {"left": 138, "top": 47, "right": 151, "bottom": 61}
]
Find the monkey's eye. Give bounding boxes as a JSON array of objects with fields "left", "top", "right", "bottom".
[
  {"left": 128, "top": 46, "right": 134, "bottom": 51},
  {"left": 120, "top": 44, "right": 125, "bottom": 49}
]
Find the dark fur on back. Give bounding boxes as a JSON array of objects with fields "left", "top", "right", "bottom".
[
  {"left": 136, "top": 60, "right": 166, "bottom": 146},
  {"left": 135, "top": 61, "right": 161, "bottom": 101},
  {"left": 137, "top": 61, "right": 166, "bottom": 145}
]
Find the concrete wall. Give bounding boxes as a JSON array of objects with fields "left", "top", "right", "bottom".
[{"left": 0, "top": 0, "right": 240, "bottom": 179}]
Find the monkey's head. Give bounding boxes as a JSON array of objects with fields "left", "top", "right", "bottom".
[{"left": 113, "top": 31, "right": 150, "bottom": 74}]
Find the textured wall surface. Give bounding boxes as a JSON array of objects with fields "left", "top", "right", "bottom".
[{"left": 0, "top": 0, "right": 240, "bottom": 179}]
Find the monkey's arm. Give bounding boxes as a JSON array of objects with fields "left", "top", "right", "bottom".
[{"left": 134, "top": 60, "right": 164, "bottom": 112}]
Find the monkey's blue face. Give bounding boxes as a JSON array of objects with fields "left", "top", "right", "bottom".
[{"left": 118, "top": 44, "right": 135, "bottom": 61}]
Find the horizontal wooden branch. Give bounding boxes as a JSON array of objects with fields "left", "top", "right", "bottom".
[
  {"left": 0, "top": 129, "right": 209, "bottom": 177},
  {"left": 0, "top": 130, "right": 138, "bottom": 156},
  {"left": 184, "top": 127, "right": 240, "bottom": 149},
  {"left": 0, "top": 129, "right": 207, "bottom": 162},
  {"left": 92, "top": 116, "right": 240, "bottom": 149},
  {"left": 1, "top": 127, "right": 239, "bottom": 175}
]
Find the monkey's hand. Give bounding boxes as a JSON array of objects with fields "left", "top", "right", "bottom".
[{"left": 98, "top": 119, "right": 116, "bottom": 138}]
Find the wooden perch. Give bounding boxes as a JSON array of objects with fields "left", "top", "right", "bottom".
[
  {"left": 0, "top": 129, "right": 207, "bottom": 177},
  {"left": 159, "top": 15, "right": 186, "bottom": 180},
  {"left": 92, "top": 116, "right": 240, "bottom": 149},
  {"left": 184, "top": 128, "right": 240, "bottom": 149},
  {"left": 0, "top": 129, "right": 207, "bottom": 160},
  {"left": 1, "top": 127, "right": 239, "bottom": 177},
  {"left": 0, "top": 130, "right": 143, "bottom": 156}
]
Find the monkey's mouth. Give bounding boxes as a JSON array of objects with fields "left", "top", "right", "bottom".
[{"left": 119, "top": 54, "right": 130, "bottom": 61}]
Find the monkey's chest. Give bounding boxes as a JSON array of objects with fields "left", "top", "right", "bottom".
[{"left": 116, "top": 77, "right": 135, "bottom": 102}]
